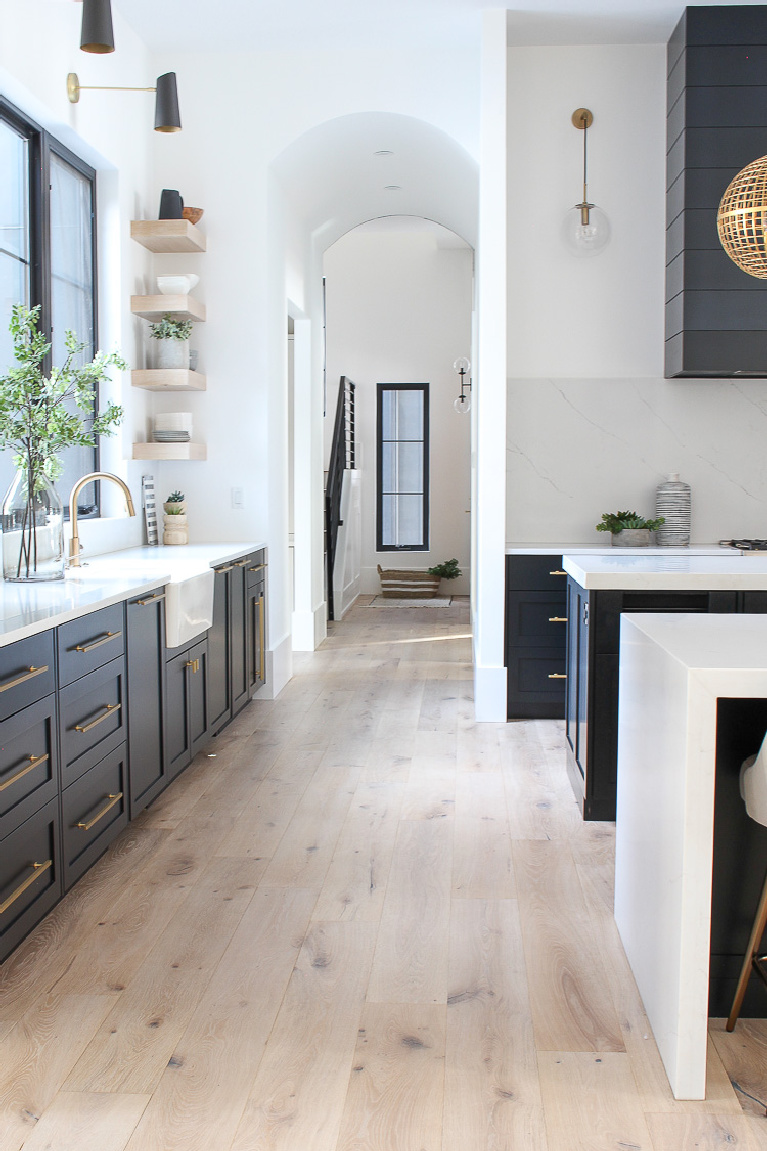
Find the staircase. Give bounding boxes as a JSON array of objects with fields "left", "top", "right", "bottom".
[{"left": 325, "top": 376, "right": 356, "bottom": 621}]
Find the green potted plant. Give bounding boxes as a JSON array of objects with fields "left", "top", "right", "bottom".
[
  {"left": 428, "top": 558, "right": 462, "bottom": 581},
  {"left": 149, "top": 314, "right": 194, "bottom": 370},
  {"left": 595, "top": 510, "right": 665, "bottom": 547},
  {"left": 162, "top": 489, "right": 188, "bottom": 545},
  {"left": 0, "top": 304, "right": 125, "bottom": 582}
]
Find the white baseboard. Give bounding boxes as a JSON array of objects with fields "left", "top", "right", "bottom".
[
  {"left": 291, "top": 604, "right": 327, "bottom": 652},
  {"left": 256, "top": 631, "right": 292, "bottom": 699}
]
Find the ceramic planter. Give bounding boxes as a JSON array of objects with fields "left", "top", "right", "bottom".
[{"left": 611, "top": 528, "right": 651, "bottom": 547}]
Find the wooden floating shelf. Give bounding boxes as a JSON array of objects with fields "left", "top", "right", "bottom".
[
  {"left": 131, "top": 369, "right": 207, "bottom": 392},
  {"left": 131, "top": 294, "right": 206, "bottom": 322},
  {"left": 132, "top": 442, "right": 207, "bottom": 461},
  {"left": 130, "top": 219, "right": 206, "bottom": 253}
]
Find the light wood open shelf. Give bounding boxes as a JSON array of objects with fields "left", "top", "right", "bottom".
[
  {"left": 130, "top": 219, "right": 206, "bottom": 253},
  {"left": 132, "top": 442, "right": 207, "bottom": 461},
  {"left": 131, "top": 369, "right": 207, "bottom": 392},
  {"left": 131, "top": 295, "right": 206, "bottom": 322}
]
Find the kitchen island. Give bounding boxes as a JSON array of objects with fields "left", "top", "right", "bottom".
[
  {"left": 560, "top": 550, "right": 767, "bottom": 819},
  {"left": 614, "top": 612, "right": 767, "bottom": 1099}
]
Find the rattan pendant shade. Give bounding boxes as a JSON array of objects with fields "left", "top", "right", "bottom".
[{"left": 717, "top": 154, "right": 767, "bottom": 278}]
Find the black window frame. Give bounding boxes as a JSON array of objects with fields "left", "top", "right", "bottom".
[
  {"left": 0, "top": 95, "right": 100, "bottom": 518},
  {"left": 376, "top": 382, "right": 430, "bottom": 552}
]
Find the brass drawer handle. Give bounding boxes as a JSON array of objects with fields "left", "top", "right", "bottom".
[
  {"left": 0, "top": 665, "right": 48, "bottom": 693},
  {"left": 136, "top": 593, "right": 165, "bottom": 606},
  {"left": 76, "top": 792, "right": 123, "bottom": 831},
  {"left": 548, "top": 673, "right": 567, "bottom": 680},
  {"left": 75, "top": 702, "right": 121, "bottom": 734},
  {"left": 249, "top": 563, "right": 266, "bottom": 573},
  {"left": 258, "top": 595, "right": 265, "bottom": 682},
  {"left": 0, "top": 859, "right": 52, "bottom": 914},
  {"left": 549, "top": 616, "right": 568, "bottom": 623},
  {"left": 234, "top": 559, "right": 249, "bottom": 567},
  {"left": 185, "top": 659, "right": 200, "bottom": 674},
  {"left": 0, "top": 753, "right": 49, "bottom": 793},
  {"left": 75, "top": 630, "right": 122, "bottom": 654},
  {"left": 216, "top": 564, "right": 234, "bottom": 573},
  {"left": 549, "top": 570, "right": 567, "bottom": 576}
]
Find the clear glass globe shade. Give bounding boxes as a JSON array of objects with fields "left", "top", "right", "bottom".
[
  {"left": 454, "top": 393, "right": 471, "bottom": 414},
  {"left": 562, "top": 204, "right": 610, "bottom": 257},
  {"left": 453, "top": 356, "right": 471, "bottom": 375}
]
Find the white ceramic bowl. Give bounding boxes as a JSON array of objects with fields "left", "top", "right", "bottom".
[{"left": 156, "top": 273, "right": 199, "bottom": 296}]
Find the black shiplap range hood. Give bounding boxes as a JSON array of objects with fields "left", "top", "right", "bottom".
[{"left": 666, "top": 6, "right": 767, "bottom": 378}]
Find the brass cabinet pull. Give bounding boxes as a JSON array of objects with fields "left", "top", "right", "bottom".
[
  {"left": 0, "top": 665, "right": 48, "bottom": 694},
  {"left": 249, "top": 563, "right": 266, "bottom": 573},
  {"left": 0, "top": 753, "right": 49, "bottom": 793},
  {"left": 548, "top": 673, "right": 567, "bottom": 680},
  {"left": 136, "top": 593, "right": 165, "bottom": 606},
  {"left": 76, "top": 792, "right": 123, "bottom": 831},
  {"left": 258, "top": 595, "right": 265, "bottom": 683},
  {"left": 0, "top": 859, "right": 52, "bottom": 914},
  {"left": 75, "top": 702, "right": 121, "bottom": 734},
  {"left": 216, "top": 564, "right": 234, "bottom": 573},
  {"left": 549, "top": 570, "right": 567, "bottom": 576},
  {"left": 234, "top": 559, "right": 249, "bottom": 567},
  {"left": 184, "top": 659, "right": 199, "bottom": 674},
  {"left": 75, "top": 630, "right": 122, "bottom": 654},
  {"left": 549, "top": 616, "right": 568, "bottom": 623}
]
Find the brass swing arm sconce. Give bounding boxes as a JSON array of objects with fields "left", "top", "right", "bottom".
[{"left": 66, "top": 72, "right": 182, "bottom": 133}]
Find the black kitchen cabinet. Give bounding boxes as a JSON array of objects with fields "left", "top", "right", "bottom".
[
  {"left": 247, "top": 555, "right": 266, "bottom": 696},
  {"left": 208, "top": 565, "right": 232, "bottom": 734},
  {"left": 0, "top": 797, "right": 61, "bottom": 963},
  {"left": 209, "top": 554, "right": 262, "bottom": 732},
  {"left": 61, "top": 741, "right": 128, "bottom": 890},
  {"left": 126, "top": 588, "right": 166, "bottom": 817},
  {"left": 165, "top": 636, "right": 209, "bottom": 779},
  {"left": 505, "top": 555, "right": 567, "bottom": 719},
  {"left": 565, "top": 579, "right": 739, "bottom": 820}
]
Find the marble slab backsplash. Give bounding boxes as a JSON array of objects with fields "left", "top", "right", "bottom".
[{"left": 506, "top": 377, "right": 767, "bottom": 543}]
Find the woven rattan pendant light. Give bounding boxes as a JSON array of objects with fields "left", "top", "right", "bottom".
[{"left": 717, "top": 155, "right": 767, "bottom": 278}]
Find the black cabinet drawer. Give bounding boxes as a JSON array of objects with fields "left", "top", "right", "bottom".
[
  {"left": 62, "top": 743, "right": 127, "bottom": 890},
  {"left": 506, "top": 591, "right": 568, "bottom": 647},
  {"left": 246, "top": 552, "right": 266, "bottom": 588},
  {"left": 513, "top": 654, "right": 567, "bottom": 695},
  {"left": 0, "top": 695, "right": 58, "bottom": 838},
  {"left": 0, "top": 631, "right": 55, "bottom": 722},
  {"left": 506, "top": 554, "right": 566, "bottom": 591},
  {"left": 58, "top": 603, "right": 125, "bottom": 687},
  {"left": 59, "top": 656, "right": 126, "bottom": 787},
  {"left": 0, "top": 796, "right": 61, "bottom": 962}
]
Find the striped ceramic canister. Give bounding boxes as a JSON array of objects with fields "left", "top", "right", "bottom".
[{"left": 655, "top": 472, "right": 691, "bottom": 546}]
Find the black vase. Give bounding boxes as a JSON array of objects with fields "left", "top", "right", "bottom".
[{"left": 158, "top": 189, "right": 184, "bottom": 219}]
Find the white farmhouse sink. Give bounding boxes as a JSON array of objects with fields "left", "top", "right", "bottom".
[{"left": 164, "top": 568, "right": 214, "bottom": 647}]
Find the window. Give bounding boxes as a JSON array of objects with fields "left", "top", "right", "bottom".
[
  {"left": 0, "top": 97, "right": 98, "bottom": 514},
  {"left": 376, "top": 383, "right": 429, "bottom": 551}
]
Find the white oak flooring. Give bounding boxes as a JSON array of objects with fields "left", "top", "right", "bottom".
[{"left": 1, "top": 595, "right": 766, "bottom": 1150}]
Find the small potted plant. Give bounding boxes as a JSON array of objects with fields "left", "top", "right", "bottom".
[
  {"left": 162, "top": 489, "right": 188, "bottom": 545},
  {"left": 0, "top": 304, "right": 124, "bottom": 581},
  {"left": 595, "top": 510, "right": 665, "bottom": 547},
  {"left": 149, "top": 314, "right": 193, "bottom": 370},
  {"left": 428, "top": 558, "right": 462, "bottom": 583}
]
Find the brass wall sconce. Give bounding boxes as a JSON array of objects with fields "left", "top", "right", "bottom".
[
  {"left": 453, "top": 357, "right": 472, "bottom": 414},
  {"left": 80, "top": 0, "right": 115, "bottom": 54},
  {"left": 717, "top": 154, "right": 767, "bottom": 278},
  {"left": 66, "top": 72, "right": 182, "bottom": 133},
  {"left": 563, "top": 108, "right": 610, "bottom": 256}
]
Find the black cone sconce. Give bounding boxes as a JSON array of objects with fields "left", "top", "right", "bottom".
[
  {"left": 66, "top": 72, "right": 182, "bottom": 133},
  {"left": 80, "top": 0, "right": 115, "bottom": 54}
]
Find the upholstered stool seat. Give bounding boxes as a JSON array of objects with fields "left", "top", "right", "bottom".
[{"left": 726, "top": 737, "right": 767, "bottom": 1031}]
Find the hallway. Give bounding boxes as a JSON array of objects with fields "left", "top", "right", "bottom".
[{"left": 0, "top": 597, "right": 765, "bottom": 1150}]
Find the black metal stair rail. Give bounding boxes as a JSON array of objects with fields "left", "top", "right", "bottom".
[{"left": 325, "top": 376, "right": 356, "bottom": 621}]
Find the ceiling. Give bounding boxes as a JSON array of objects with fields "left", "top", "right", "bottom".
[{"left": 112, "top": 0, "right": 767, "bottom": 54}]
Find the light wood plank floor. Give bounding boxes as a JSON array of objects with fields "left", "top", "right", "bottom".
[{"left": 1, "top": 595, "right": 766, "bottom": 1151}]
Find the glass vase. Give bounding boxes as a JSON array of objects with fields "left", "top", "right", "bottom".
[{"left": 2, "top": 468, "right": 65, "bottom": 582}]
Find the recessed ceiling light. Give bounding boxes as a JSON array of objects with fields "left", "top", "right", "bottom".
[
  {"left": 384, "top": 185, "right": 402, "bottom": 192},
  {"left": 374, "top": 149, "right": 393, "bottom": 156}
]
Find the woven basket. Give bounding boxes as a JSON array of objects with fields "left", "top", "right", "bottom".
[{"left": 377, "top": 565, "right": 440, "bottom": 598}]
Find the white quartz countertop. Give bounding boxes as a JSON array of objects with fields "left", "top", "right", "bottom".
[
  {"left": 562, "top": 551, "right": 767, "bottom": 590},
  {"left": 506, "top": 542, "right": 734, "bottom": 556},
  {"left": 0, "top": 542, "right": 264, "bottom": 647},
  {"left": 620, "top": 612, "right": 767, "bottom": 676}
]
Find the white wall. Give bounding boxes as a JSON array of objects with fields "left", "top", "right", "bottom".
[
  {"left": 504, "top": 42, "right": 767, "bottom": 544},
  {"left": 324, "top": 224, "right": 473, "bottom": 595}
]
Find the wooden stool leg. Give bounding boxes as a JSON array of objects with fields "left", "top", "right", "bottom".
[{"left": 727, "top": 868, "right": 767, "bottom": 1031}]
